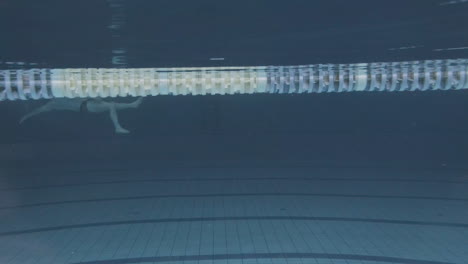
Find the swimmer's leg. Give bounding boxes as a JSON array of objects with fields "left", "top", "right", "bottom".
[
  {"left": 19, "top": 101, "right": 54, "bottom": 124},
  {"left": 109, "top": 104, "right": 130, "bottom": 134},
  {"left": 114, "top": 97, "right": 143, "bottom": 110}
]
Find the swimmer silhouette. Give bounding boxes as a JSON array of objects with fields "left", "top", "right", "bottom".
[{"left": 19, "top": 97, "right": 143, "bottom": 134}]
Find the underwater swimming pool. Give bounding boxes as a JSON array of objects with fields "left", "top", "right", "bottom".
[{"left": 1, "top": 0, "right": 468, "bottom": 263}]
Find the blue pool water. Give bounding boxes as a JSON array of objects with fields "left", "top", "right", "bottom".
[{"left": 1, "top": 0, "right": 468, "bottom": 263}]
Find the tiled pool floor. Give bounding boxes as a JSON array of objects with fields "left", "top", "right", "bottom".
[{"left": 0, "top": 167, "right": 467, "bottom": 264}]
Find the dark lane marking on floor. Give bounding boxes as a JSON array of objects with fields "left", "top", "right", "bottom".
[
  {"left": 1, "top": 216, "right": 468, "bottom": 237},
  {"left": 1, "top": 177, "right": 467, "bottom": 191},
  {"left": 1, "top": 192, "right": 467, "bottom": 210},
  {"left": 70, "top": 252, "right": 455, "bottom": 264}
]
